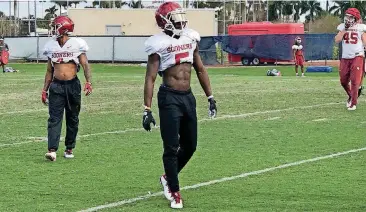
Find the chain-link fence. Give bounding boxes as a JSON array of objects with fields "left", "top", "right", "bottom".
[
  {"left": 1, "top": 0, "right": 340, "bottom": 66},
  {"left": 0, "top": 0, "right": 272, "bottom": 37}
]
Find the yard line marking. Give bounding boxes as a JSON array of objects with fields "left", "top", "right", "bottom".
[
  {"left": 0, "top": 141, "right": 36, "bottom": 147},
  {"left": 0, "top": 100, "right": 142, "bottom": 116},
  {"left": 199, "top": 102, "right": 340, "bottom": 122},
  {"left": 79, "top": 128, "right": 144, "bottom": 138},
  {"left": 312, "top": 118, "right": 328, "bottom": 122},
  {"left": 0, "top": 88, "right": 318, "bottom": 115},
  {"left": 21, "top": 101, "right": 341, "bottom": 145},
  {"left": 266, "top": 117, "right": 281, "bottom": 121},
  {"left": 0, "top": 108, "right": 48, "bottom": 115},
  {"left": 78, "top": 146, "right": 366, "bottom": 212}
]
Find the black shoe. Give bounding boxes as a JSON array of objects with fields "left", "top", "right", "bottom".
[{"left": 358, "top": 86, "right": 364, "bottom": 98}]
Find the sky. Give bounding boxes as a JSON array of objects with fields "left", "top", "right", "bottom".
[{"left": 0, "top": 0, "right": 332, "bottom": 21}]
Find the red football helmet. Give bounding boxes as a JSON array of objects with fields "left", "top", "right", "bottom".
[
  {"left": 155, "top": 2, "right": 188, "bottom": 36},
  {"left": 344, "top": 8, "right": 361, "bottom": 28},
  {"left": 50, "top": 16, "right": 74, "bottom": 38}
]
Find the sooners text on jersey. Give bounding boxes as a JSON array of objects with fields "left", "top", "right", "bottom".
[
  {"left": 43, "top": 37, "right": 89, "bottom": 65},
  {"left": 337, "top": 23, "right": 366, "bottom": 59},
  {"left": 144, "top": 28, "right": 200, "bottom": 74}
]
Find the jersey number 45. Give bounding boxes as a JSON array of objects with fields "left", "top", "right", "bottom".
[{"left": 343, "top": 32, "right": 358, "bottom": 44}]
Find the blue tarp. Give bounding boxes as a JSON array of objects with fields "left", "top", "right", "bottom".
[{"left": 199, "top": 34, "right": 337, "bottom": 65}]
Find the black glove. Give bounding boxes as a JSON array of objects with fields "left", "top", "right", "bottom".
[
  {"left": 208, "top": 97, "right": 217, "bottom": 118},
  {"left": 142, "top": 109, "right": 156, "bottom": 131}
]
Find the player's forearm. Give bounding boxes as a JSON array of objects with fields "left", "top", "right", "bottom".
[
  {"left": 143, "top": 80, "right": 155, "bottom": 108},
  {"left": 196, "top": 69, "right": 213, "bottom": 97},
  {"left": 43, "top": 71, "right": 53, "bottom": 91},
  {"left": 82, "top": 64, "right": 92, "bottom": 83},
  {"left": 335, "top": 31, "right": 346, "bottom": 43}
]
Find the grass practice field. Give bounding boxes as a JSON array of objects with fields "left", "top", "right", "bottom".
[{"left": 0, "top": 64, "right": 365, "bottom": 212}]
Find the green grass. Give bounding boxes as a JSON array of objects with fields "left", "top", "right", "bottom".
[{"left": 0, "top": 63, "right": 365, "bottom": 212}]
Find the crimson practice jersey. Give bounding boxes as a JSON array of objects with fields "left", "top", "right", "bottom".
[
  {"left": 43, "top": 37, "right": 89, "bottom": 65},
  {"left": 337, "top": 23, "right": 366, "bottom": 59},
  {"left": 144, "top": 28, "right": 200, "bottom": 74}
]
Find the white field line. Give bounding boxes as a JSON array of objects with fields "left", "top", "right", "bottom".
[
  {"left": 312, "top": 118, "right": 328, "bottom": 122},
  {"left": 0, "top": 99, "right": 142, "bottom": 116},
  {"left": 0, "top": 141, "right": 35, "bottom": 147},
  {"left": 78, "top": 146, "right": 366, "bottom": 212},
  {"left": 198, "top": 102, "right": 340, "bottom": 122},
  {"left": 1, "top": 78, "right": 44, "bottom": 81},
  {"left": 0, "top": 87, "right": 324, "bottom": 116},
  {"left": 266, "top": 117, "right": 281, "bottom": 121},
  {"left": 0, "top": 77, "right": 339, "bottom": 100},
  {"left": 18, "top": 101, "right": 341, "bottom": 146}
]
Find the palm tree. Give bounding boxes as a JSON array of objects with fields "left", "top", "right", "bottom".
[
  {"left": 14, "top": 0, "right": 18, "bottom": 19},
  {"left": 329, "top": 1, "right": 349, "bottom": 17},
  {"left": 50, "top": 0, "right": 68, "bottom": 15},
  {"left": 268, "top": 1, "right": 284, "bottom": 22},
  {"left": 69, "top": 1, "right": 86, "bottom": 8},
  {"left": 91, "top": 1, "right": 128, "bottom": 8},
  {"left": 44, "top": 5, "right": 58, "bottom": 20},
  {"left": 282, "top": 1, "right": 293, "bottom": 22},
  {"left": 305, "top": 1, "right": 322, "bottom": 22},
  {"left": 293, "top": 1, "right": 301, "bottom": 22},
  {"left": 128, "top": 0, "right": 144, "bottom": 8},
  {"left": 351, "top": 1, "right": 366, "bottom": 20}
]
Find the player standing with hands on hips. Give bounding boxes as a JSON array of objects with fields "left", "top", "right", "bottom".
[
  {"left": 142, "top": 2, "right": 217, "bottom": 209},
  {"left": 335, "top": 8, "right": 366, "bottom": 111},
  {"left": 41, "top": 16, "right": 92, "bottom": 161}
]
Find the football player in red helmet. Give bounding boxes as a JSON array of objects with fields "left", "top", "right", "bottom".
[
  {"left": 143, "top": 2, "right": 217, "bottom": 209},
  {"left": 292, "top": 36, "right": 305, "bottom": 77},
  {"left": 42, "top": 16, "right": 92, "bottom": 161},
  {"left": 335, "top": 8, "right": 366, "bottom": 110},
  {"left": 0, "top": 36, "right": 9, "bottom": 73}
]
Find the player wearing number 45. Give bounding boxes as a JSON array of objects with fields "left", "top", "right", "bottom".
[
  {"left": 142, "top": 1, "right": 217, "bottom": 209},
  {"left": 335, "top": 8, "right": 366, "bottom": 111},
  {"left": 42, "top": 16, "right": 92, "bottom": 161}
]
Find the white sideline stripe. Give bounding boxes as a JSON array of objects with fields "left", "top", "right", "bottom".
[
  {"left": 26, "top": 128, "right": 145, "bottom": 143},
  {"left": 21, "top": 101, "right": 340, "bottom": 146},
  {"left": 78, "top": 146, "right": 366, "bottom": 212},
  {"left": 266, "top": 117, "right": 281, "bottom": 121},
  {"left": 312, "top": 118, "right": 328, "bottom": 122},
  {"left": 0, "top": 108, "right": 47, "bottom": 115},
  {"left": 0, "top": 88, "right": 316, "bottom": 116},
  {"left": 199, "top": 102, "right": 340, "bottom": 122},
  {"left": 0, "top": 100, "right": 141, "bottom": 115},
  {"left": 0, "top": 141, "right": 35, "bottom": 147}
]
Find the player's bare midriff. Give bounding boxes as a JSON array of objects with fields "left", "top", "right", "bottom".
[
  {"left": 163, "top": 63, "right": 192, "bottom": 91},
  {"left": 53, "top": 62, "right": 77, "bottom": 81}
]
